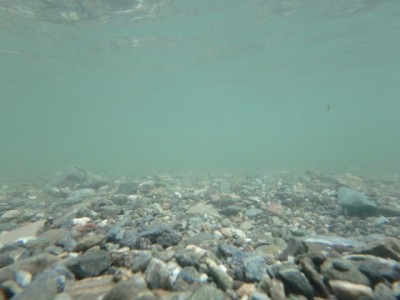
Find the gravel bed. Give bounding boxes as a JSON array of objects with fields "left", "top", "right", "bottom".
[{"left": 0, "top": 167, "right": 400, "bottom": 300}]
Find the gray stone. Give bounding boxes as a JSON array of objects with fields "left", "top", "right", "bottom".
[
  {"left": 74, "top": 234, "right": 106, "bottom": 252},
  {"left": 277, "top": 268, "right": 314, "bottom": 300},
  {"left": 345, "top": 254, "right": 400, "bottom": 285},
  {"left": 175, "top": 249, "right": 200, "bottom": 268},
  {"left": 139, "top": 227, "right": 181, "bottom": 248},
  {"left": 190, "top": 285, "right": 224, "bottom": 300},
  {"left": 338, "top": 186, "right": 377, "bottom": 217},
  {"left": 205, "top": 258, "right": 233, "bottom": 291},
  {"left": 144, "top": 258, "right": 172, "bottom": 290},
  {"left": 243, "top": 256, "right": 267, "bottom": 282},
  {"left": 320, "top": 258, "right": 370, "bottom": 286},
  {"left": 245, "top": 208, "right": 263, "bottom": 218},
  {"left": 68, "top": 247, "right": 111, "bottom": 279},
  {"left": 173, "top": 266, "right": 202, "bottom": 292},
  {"left": 103, "top": 274, "right": 154, "bottom": 300},
  {"left": 130, "top": 251, "right": 153, "bottom": 273},
  {"left": 0, "top": 253, "right": 58, "bottom": 283},
  {"left": 120, "top": 229, "right": 139, "bottom": 248}
]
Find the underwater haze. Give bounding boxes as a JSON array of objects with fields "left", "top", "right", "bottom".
[{"left": 1, "top": 0, "right": 399, "bottom": 178}]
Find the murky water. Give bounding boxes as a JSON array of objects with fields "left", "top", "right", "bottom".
[{"left": 1, "top": 0, "right": 399, "bottom": 178}]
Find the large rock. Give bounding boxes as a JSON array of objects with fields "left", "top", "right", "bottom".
[{"left": 338, "top": 186, "right": 377, "bottom": 217}]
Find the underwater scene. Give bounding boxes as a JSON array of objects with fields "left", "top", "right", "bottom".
[{"left": 0, "top": 1, "right": 400, "bottom": 299}]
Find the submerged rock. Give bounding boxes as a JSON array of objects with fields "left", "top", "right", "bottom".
[{"left": 338, "top": 186, "right": 377, "bottom": 217}]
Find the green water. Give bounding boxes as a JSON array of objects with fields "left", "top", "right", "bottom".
[{"left": 1, "top": 0, "right": 399, "bottom": 178}]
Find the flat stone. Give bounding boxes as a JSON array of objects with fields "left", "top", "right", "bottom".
[
  {"left": 66, "top": 275, "right": 115, "bottom": 300},
  {"left": 187, "top": 204, "right": 220, "bottom": 218},
  {"left": 329, "top": 280, "right": 373, "bottom": 300},
  {"left": 0, "top": 220, "right": 45, "bottom": 248}
]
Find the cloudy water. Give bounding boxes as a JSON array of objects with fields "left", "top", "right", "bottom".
[{"left": 1, "top": 0, "right": 399, "bottom": 179}]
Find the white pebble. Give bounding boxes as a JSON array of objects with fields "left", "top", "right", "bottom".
[{"left": 72, "top": 217, "right": 91, "bottom": 226}]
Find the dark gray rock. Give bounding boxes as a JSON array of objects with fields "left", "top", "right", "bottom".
[
  {"left": 140, "top": 227, "right": 181, "bottom": 248},
  {"left": 144, "top": 258, "right": 172, "bottom": 290},
  {"left": 277, "top": 268, "right": 314, "bottom": 300},
  {"left": 219, "top": 205, "right": 243, "bottom": 216},
  {"left": 68, "top": 247, "right": 111, "bottom": 279},
  {"left": 320, "top": 258, "right": 370, "bottom": 286}
]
